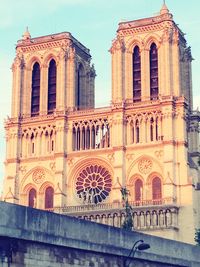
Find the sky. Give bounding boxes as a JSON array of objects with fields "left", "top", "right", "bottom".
[{"left": 0, "top": 0, "right": 200, "bottom": 192}]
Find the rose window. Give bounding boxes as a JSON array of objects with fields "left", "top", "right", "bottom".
[{"left": 75, "top": 165, "right": 112, "bottom": 204}]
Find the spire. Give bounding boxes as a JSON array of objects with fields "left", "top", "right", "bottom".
[
  {"left": 22, "top": 26, "right": 31, "bottom": 40},
  {"left": 160, "top": 0, "right": 169, "bottom": 15}
]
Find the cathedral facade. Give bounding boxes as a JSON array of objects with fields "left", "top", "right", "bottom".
[{"left": 2, "top": 3, "right": 200, "bottom": 244}]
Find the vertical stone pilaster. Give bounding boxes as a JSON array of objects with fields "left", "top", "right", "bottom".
[
  {"left": 40, "top": 65, "right": 48, "bottom": 115},
  {"left": 67, "top": 49, "right": 75, "bottom": 109},
  {"left": 11, "top": 55, "right": 24, "bottom": 118}
]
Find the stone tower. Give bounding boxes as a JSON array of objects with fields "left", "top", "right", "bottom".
[{"left": 3, "top": 3, "right": 200, "bottom": 244}]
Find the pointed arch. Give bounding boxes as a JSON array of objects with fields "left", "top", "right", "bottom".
[
  {"left": 152, "top": 176, "right": 162, "bottom": 200},
  {"left": 45, "top": 186, "right": 54, "bottom": 209},
  {"left": 31, "top": 62, "right": 40, "bottom": 116},
  {"left": 28, "top": 188, "right": 37, "bottom": 208},
  {"left": 135, "top": 178, "right": 143, "bottom": 202},
  {"left": 150, "top": 43, "right": 159, "bottom": 100},
  {"left": 48, "top": 59, "right": 57, "bottom": 114},
  {"left": 133, "top": 46, "right": 141, "bottom": 102}
]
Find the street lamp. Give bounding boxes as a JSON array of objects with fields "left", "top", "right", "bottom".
[{"left": 124, "top": 239, "right": 150, "bottom": 267}]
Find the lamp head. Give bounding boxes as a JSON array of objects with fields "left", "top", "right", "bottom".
[{"left": 137, "top": 242, "right": 150, "bottom": 251}]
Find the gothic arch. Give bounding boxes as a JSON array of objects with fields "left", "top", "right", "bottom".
[
  {"left": 127, "top": 155, "right": 163, "bottom": 181},
  {"left": 22, "top": 183, "right": 37, "bottom": 194},
  {"left": 126, "top": 36, "right": 144, "bottom": 53},
  {"left": 128, "top": 174, "right": 144, "bottom": 202},
  {"left": 143, "top": 33, "right": 161, "bottom": 50},
  {"left": 43, "top": 50, "right": 59, "bottom": 67},
  {"left": 19, "top": 166, "right": 54, "bottom": 193},
  {"left": 26, "top": 53, "right": 42, "bottom": 70},
  {"left": 39, "top": 181, "right": 54, "bottom": 194},
  {"left": 129, "top": 173, "right": 144, "bottom": 186},
  {"left": 146, "top": 172, "right": 163, "bottom": 201},
  {"left": 146, "top": 172, "right": 163, "bottom": 185}
]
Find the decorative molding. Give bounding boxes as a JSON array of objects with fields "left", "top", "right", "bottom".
[
  {"left": 138, "top": 158, "right": 153, "bottom": 174},
  {"left": 32, "top": 168, "right": 45, "bottom": 184}
]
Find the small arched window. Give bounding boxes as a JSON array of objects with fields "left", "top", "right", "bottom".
[
  {"left": 152, "top": 177, "right": 162, "bottom": 200},
  {"left": 150, "top": 43, "right": 159, "bottom": 100},
  {"left": 48, "top": 59, "right": 57, "bottom": 114},
  {"left": 133, "top": 46, "right": 141, "bottom": 102},
  {"left": 135, "top": 179, "right": 143, "bottom": 201},
  {"left": 28, "top": 188, "right": 36, "bottom": 208},
  {"left": 45, "top": 186, "right": 54, "bottom": 209},
  {"left": 31, "top": 62, "right": 40, "bottom": 116}
]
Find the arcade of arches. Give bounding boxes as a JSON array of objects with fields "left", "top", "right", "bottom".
[{"left": 2, "top": 3, "right": 200, "bottom": 245}]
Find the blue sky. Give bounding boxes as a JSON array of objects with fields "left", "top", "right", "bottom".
[{"left": 0, "top": 0, "right": 200, "bottom": 191}]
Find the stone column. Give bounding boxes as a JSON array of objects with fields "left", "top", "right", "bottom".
[
  {"left": 40, "top": 64, "right": 48, "bottom": 115},
  {"left": 67, "top": 47, "right": 76, "bottom": 109},
  {"left": 11, "top": 54, "right": 24, "bottom": 118},
  {"left": 57, "top": 48, "right": 67, "bottom": 111}
]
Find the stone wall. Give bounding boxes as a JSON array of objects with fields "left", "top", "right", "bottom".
[{"left": 0, "top": 201, "right": 200, "bottom": 267}]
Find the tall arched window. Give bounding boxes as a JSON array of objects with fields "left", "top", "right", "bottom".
[
  {"left": 150, "top": 43, "right": 158, "bottom": 100},
  {"left": 45, "top": 186, "right": 54, "bottom": 209},
  {"left": 31, "top": 62, "right": 40, "bottom": 116},
  {"left": 133, "top": 46, "right": 141, "bottom": 102},
  {"left": 135, "top": 179, "right": 143, "bottom": 202},
  {"left": 48, "top": 59, "right": 57, "bottom": 114},
  {"left": 152, "top": 177, "right": 162, "bottom": 200},
  {"left": 28, "top": 188, "right": 36, "bottom": 208}
]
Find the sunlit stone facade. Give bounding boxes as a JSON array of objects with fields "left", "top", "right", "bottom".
[{"left": 2, "top": 3, "right": 200, "bottom": 244}]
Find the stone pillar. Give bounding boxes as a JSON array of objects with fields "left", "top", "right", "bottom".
[
  {"left": 172, "top": 29, "right": 181, "bottom": 97},
  {"left": 40, "top": 64, "right": 48, "bottom": 115},
  {"left": 141, "top": 48, "right": 150, "bottom": 101},
  {"left": 67, "top": 47, "right": 76, "bottom": 109},
  {"left": 110, "top": 37, "right": 125, "bottom": 103},
  {"left": 57, "top": 48, "right": 67, "bottom": 111},
  {"left": 11, "top": 54, "right": 24, "bottom": 118}
]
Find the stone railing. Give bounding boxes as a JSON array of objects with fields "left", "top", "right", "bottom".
[
  {"left": 52, "top": 197, "right": 176, "bottom": 215},
  {"left": 48, "top": 197, "right": 178, "bottom": 231}
]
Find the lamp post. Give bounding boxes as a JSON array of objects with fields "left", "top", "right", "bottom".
[{"left": 124, "top": 239, "right": 150, "bottom": 267}]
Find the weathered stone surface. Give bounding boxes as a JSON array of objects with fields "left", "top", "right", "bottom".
[{"left": 0, "top": 202, "right": 200, "bottom": 266}]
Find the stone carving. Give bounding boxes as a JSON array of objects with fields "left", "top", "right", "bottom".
[
  {"left": 138, "top": 158, "right": 152, "bottom": 174},
  {"left": 75, "top": 165, "right": 112, "bottom": 204},
  {"left": 155, "top": 150, "right": 163, "bottom": 159},
  {"left": 32, "top": 168, "right": 45, "bottom": 184},
  {"left": 19, "top": 165, "right": 27, "bottom": 174},
  {"left": 107, "top": 153, "right": 115, "bottom": 162},
  {"left": 49, "top": 162, "right": 56, "bottom": 171}
]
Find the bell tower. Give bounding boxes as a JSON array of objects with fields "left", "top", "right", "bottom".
[
  {"left": 3, "top": 29, "right": 95, "bottom": 205},
  {"left": 110, "top": 2, "right": 193, "bottom": 108}
]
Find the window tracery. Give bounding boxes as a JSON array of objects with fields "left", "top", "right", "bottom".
[
  {"left": 126, "top": 111, "right": 161, "bottom": 145},
  {"left": 75, "top": 164, "right": 112, "bottom": 204},
  {"left": 72, "top": 118, "right": 110, "bottom": 151}
]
